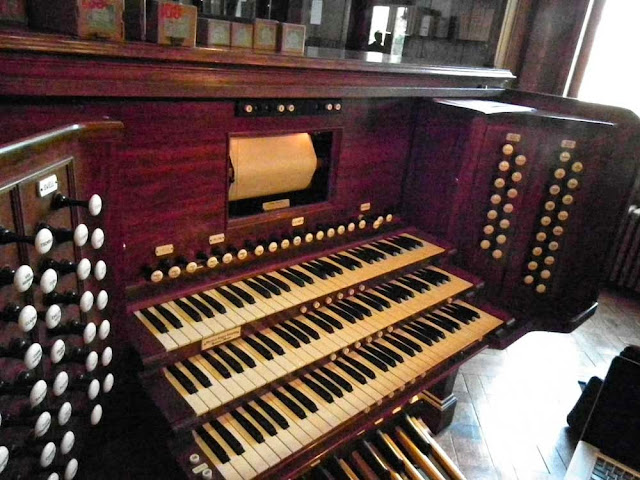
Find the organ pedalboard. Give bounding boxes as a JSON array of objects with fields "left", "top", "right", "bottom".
[
  {"left": 0, "top": 123, "right": 121, "bottom": 479},
  {"left": 0, "top": 88, "right": 638, "bottom": 479}
]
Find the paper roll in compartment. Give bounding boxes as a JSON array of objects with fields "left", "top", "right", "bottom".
[{"left": 228, "top": 133, "right": 319, "bottom": 201}]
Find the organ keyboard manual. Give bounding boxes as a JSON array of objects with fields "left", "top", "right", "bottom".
[{"left": 0, "top": 33, "right": 638, "bottom": 479}]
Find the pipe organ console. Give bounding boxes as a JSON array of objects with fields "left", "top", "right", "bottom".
[{"left": 0, "top": 35, "right": 639, "bottom": 479}]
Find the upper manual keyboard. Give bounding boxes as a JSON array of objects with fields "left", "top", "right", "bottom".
[{"left": 133, "top": 233, "right": 446, "bottom": 355}]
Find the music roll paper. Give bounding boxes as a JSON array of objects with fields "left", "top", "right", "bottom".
[{"left": 228, "top": 133, "right": 319, "bottom": 201}]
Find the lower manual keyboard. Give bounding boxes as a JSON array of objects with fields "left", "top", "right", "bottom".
[
  {"left": 158, "top": 266, "right": 475, "bottom": 417},
  {"left": 183, "top": 302, "right": 503, "bottom": 480}
]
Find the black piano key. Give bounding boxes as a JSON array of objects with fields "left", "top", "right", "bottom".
[
  {"left": 254, "top": 276, "right": 281, "bottom": 296},
  {"left": 167, "top": 364, "right": 197, "bottom": 394},
  {"left": 216, "top": 287, "right": 244, "bottom": 308},
  {"left": 335, "top": 301, "right": 365, "bottom": 320},
  {"left": 347, "top": 248, "right": 373, "bottom": 264},
  {"left": 227, "top": 284, "right": 256, "bottom": 305},
  {"left": 320, "top": 366, "right": 353, "bottom": 392},
  {"left": 274, "top": 389, "right": 307, "bottom": 419},
  {"left": 400, "top": 325, "right": 433, "bottom": 346},
  {"left": 444, "top": 303, "right": 479, "bottom": 321},
  {"left": 214, "top": 347, "right": 244, "bottom": 373},
  {"left": 291, "top": 318, "right": 320, "bottom": 340},
  {"left": 182, "top": 359, "right": 212, "bottom": 387},
  {"left": 255, "top": 331, "right": 285, "bottom": 355},
  {"left": 281, "top": 322, "right": 311, "bottom": 344},
  {"left": 272, "top": 326, "right": 301, "bottom": 348},
  {"left": 284, "top": 384, "right": 318, "bottom": 413},
  {"left": 401, "top": 234, "right": 423, "bottom": 248},
  {"left": 227, "top": 342, "right": 257, "bottom": 368},
  {"left": 334, "top": 360, "right": 367, "bottom": 384},
  {"left": 316, "top": 259, "right": 342, "bottom": 275},
  {"left": 310, "top": 371, "right": 344, "bottom": 398},
  {"left": 362, "top": 246, "right": 386, "bottom": 260},
  {"left": 310, "top": 260, "right": 336, "bottom": 277},
  {"left": 390, "top": 282, "right": 413, "bottom": 298},
  {"left": 210, "top": 420, "right": 245, "bottom": 456},
  {"left": 418, "top": 269, "right": 449, "bottom": 285},
  {"left": 373, "top": 286, "right": 401, "bottom": 303},
  {"left": 155, "top": 305, "right": 183, "bottom": 329},
  {"left": 174, "top": 299, "right": 203, "bottom": 322},
  {"left": 363, "top": 344, "right": 397, "bottom": 368},
  {"left": 388, "top": 331, "right": 422, "bottom": 352},
  {"left": 334, "top": 253, "right": 361, "bottom": 269},
  {"left": 196, "top": 425, "right": 230, "bottom": 463},
  {"left": 328, "top": 254, "right": 356, "bottom": 271},
  {"left": 199, "top": 292, "right": 227, "bottom": 314},
  {"left": 255, "top": 397, "right": 289, "bottom": 429},
  {"left": 370, "top": 241, "right": 401, "bottom": 255},
  {"left": 382, "top": 336, "right": 415, "bottom": 356},
  {"left": 361, "top": 291, "right": 390, "bottom": 309},
  {"left": 263, "top": 273, "right": 291, "bottom": 292},
  {"left": 354, "top": 293, "right": 385, "bottom": 311},
  {"left": 300, "top": 263, "right": 327, "bottom": 280},
  {"left": 243, "top": 279, "right": 272, "bottom": 299},
  {"left": 304, "top": 313, "right": 334, "bottom": 333},
  {"left": 231, "top": 410, "right": 265, "bottom": 443},
  {"left": 188, "top": 295, "right": 214, "bottom": 318},
  {"left": 396, "top": 277, "right": 426, "bottom": 293},
  {"left": 278, "top": 269, "right": 306, "bottom": 287},
  {"left": 357, "top": 349, "right": 388, "bottom": 371},
  {"left": 404, "top": 275, "right": 431, "bottom": 291},
  {"left": 286, "top": 267, "right": 315, "bottom": 284},
  {"left": 415, "top": 318, "right": 446, "bottom": 340},
  {"left": 438, "top": 306, "right": 470, "bottom": 324},
  {"left": 326, "top": 305, "right": 356, "bottom": 324},
  {"left": 314, "top": 311, "right": 344, "bottom": 330},
  {"left": 342, "top": 356, "right": 376, "bottom": 379},
  {"left": 140, "top": 309, "right": 169, "bottom": 333},
  {"left": 301, "top": 376, "right": 334, "bottom": 403},
  {"left": 449, "top": 303, "right": 480, "bottom": 318},
  {"left": 372, "top": 342, "right": 404, "bottom": 363},
  {"left": 342, "top": 298, "right": 372, "bottom": 317},
  {"left": 427, "top": 312, "right": 459, "bottom": 332},
  {"left": 201, "top": 351, "right": 232, "bottom": 379},
  {"left": 245, "top": 336, "right": 273, "bottom": 361},
  {"left": 244, "top": 403, "right": 278, "bottom": 436}
]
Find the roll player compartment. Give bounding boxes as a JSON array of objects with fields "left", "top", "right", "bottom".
[{"left": 228, "top": 131, "right": 334, "bottom": 217}]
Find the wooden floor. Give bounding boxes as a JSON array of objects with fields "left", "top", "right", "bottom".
[{"left": 434, "top": 289, "right": 640, "bottom": 480}]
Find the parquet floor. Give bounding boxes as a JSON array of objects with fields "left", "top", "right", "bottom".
[{"left": 434, "top": 289, "right": 640, "bottom": 480}]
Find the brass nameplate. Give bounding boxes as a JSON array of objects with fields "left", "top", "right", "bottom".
[
  {"left": 209, "top": 233, "right": 225, "bottom": 245},
  {"left": 292, "top": 216, "right": 305, "bottom": 227},
  {"left": 506, "top": 133, "right": 521, "bottom": 142},
  {"left": 263, "top": 199, "right": 290, "bottom": 211},
  {"left": 360, "top": 202, "right": 371, "bottom": 212},
  {"left": 561, "top": 139, "right": 576, "bottom": 149},
  {"left": 201, "top": 326, "right": 241, "bottom": 350},
  {"left": 155, "top": 244, "right": 174, "bottom": 256}
]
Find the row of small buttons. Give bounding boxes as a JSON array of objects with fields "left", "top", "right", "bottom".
[
  {"left": 523, "top": 145, "right": 582, "bottom": 293},
  {"left": 480, "top": 139, "right": 527, "bottom": 260},
  {"left": 148, "top": 214, "right": 395, "bottom": 283}
]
